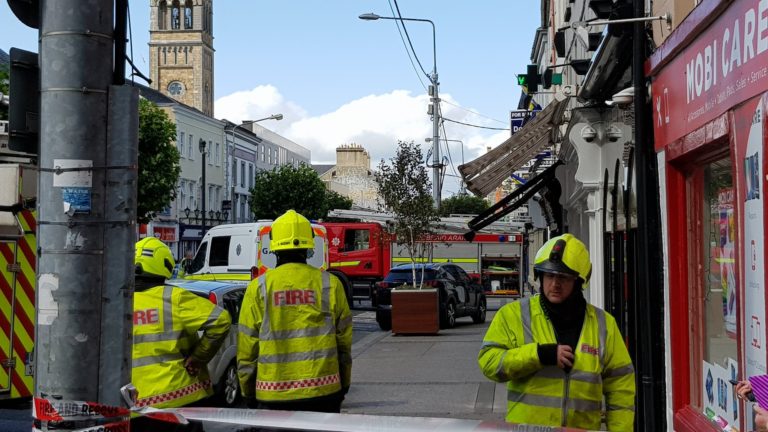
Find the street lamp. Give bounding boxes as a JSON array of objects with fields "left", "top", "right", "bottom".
[
  {"left": 359, "top": 12, "right": 441, "bottom": 209},
  {"left": 184, "top": 207, "right": 191, "bottom": 222},
  {"left": 426, "top": 137, "right": 465, "bottom": 193},
  {"left": 199, "top": 138, "right": 207, "bottom": 234},
  {"left": 227, "top": 113, "right": 284, "bottom": 224}
]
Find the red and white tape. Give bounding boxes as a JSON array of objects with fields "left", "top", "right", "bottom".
[{"left": 33, "top": 398, "right": 130, "bottom": 422}]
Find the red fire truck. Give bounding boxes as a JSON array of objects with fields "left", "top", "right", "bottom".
[{"left": 322, "top": 222, "right": 523, "bottom": 303}]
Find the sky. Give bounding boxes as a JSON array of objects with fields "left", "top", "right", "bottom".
[{"left": 2, "top": 1, "right": 541, "bottom": 196}]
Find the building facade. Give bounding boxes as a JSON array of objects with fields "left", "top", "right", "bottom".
[{"left": 315, "top": 144, "right": 379, "bottom": 210}]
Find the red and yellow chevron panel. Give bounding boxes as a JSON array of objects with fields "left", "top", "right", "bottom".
[{"left": 0, "top": 209, "right": 36, "bottom": 399}]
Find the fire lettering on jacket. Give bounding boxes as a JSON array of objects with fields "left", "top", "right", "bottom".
[
  {"left": 133, "top": 308, "right": 159, "bottom": 325},
  {"left": 273, "top": 290, "right": 316, "bottom": 306},
  {"left": 581, "top": 343, "right": 599, "bottom": 356}
]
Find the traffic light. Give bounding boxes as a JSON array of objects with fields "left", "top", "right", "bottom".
[{"left": 8, "top": 48, "right": 40, "bottom": 155}]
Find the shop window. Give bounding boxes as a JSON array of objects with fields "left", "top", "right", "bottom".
[{"left": 690, "top": 155, "right": 738, "bottom": 410}]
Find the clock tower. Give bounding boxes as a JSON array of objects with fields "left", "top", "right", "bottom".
[{"left": 149, "top": 0, "right": 214, "bottom": 116}]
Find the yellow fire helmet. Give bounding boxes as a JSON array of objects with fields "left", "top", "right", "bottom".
[
  {"left": 533, "top": 233, "right": 592, "bottom": 285},
  {"left": 270, "top": 209, "right": 314, "bottom": 252},
  {"left": 135, "top": 237, "right": 175, "bottom": 279}
]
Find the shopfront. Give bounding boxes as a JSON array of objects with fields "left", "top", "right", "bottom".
[{"left": 650, "top": 0, "right": 768, "bottom": 429}]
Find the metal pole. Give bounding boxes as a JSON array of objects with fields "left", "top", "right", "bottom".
[
  {"left": 200, "top": 139, "right": 206, "bottom": 234},
  {"left": 633, "top": 0, "right": 664, "bottom": 427},
  {"left": 430, "top": 20, "right": 440, "bottom": 209},
  {"left": 36, "top": 0, "right": 132, "bottom": 415}
]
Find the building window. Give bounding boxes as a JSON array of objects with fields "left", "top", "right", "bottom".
[
  {"left": 240, "top": 201, "right": 246, "bottom": 223},
  {"left": 178, "top": 180, "right": 186, "bottom": 213},
  {"left": 188, "top": 134, "right": 193, "bottom": 159},
  {"left": 249, "top": 164, "right": 254, "bottom": 189},
  {"left": 171, "top": 1, "right": 180, "bottom": 29},
  {"left": 178, "top": 131, "right": 185, "bottom": 156},
  {"left": 188, "top": 181, "right": 195, "bottom": 210},
  {"left": 261, "top": 146, "right": 265, "bottom": 162},
  {"left": 208, "top": 141, "right": 213, "bottom": 165},
  {"left": 184, "top": 1, "right": 193, "bottom": 29},
  {"left": 158, "top": 3, "right": 167, "bottom": 30},
  {"left": 215, "top": 142, "right": 220, "bottom": 165},
  {"left": 168, "top": 80, "right": 184, "bottom": 96},
  {"left": 240, "top": 161, "right": 246, "bottom": 188}
]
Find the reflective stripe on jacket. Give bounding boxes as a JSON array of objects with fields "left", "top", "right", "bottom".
[
  {"left": 237, "top": 263, "right": 353, "bottom": 402},
  {"left": 477, "top": 295, "right": 635, "bottom": 431},
  {"left": 132, "top": 285, "right": 232, "bottom": 408}
]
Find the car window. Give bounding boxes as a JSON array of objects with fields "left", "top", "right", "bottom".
[
  {"left": 451, "top": 265, "right": 472, "bottom": 284},
  {"left": 209, "top": 236, "right": 231, "bottom": 266},
  {"left": 384, "top": 268, "right": 437, "bottom": 283},
  {"left": 186, "top": 241, "right": 207, "bottom": 273},
  {"left": 222, "top": 288, "right": 245, "bottom": 325},
  {"left": 441, "top": 266, "right": 461, "bottom": 282}
]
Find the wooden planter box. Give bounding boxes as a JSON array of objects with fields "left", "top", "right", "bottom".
[{"left": 391, "top": 288, "right": 439, "bottom": 335}]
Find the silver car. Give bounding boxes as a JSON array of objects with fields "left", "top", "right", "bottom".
[{"left": 166, "top": 279, "right": 247, "bottom": 407}]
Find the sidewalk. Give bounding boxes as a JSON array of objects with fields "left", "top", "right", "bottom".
[{"left": 344, "top": 298, "right": 517, "bottom": 421}]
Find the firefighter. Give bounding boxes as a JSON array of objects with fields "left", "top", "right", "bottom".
[
  {"left": 237, "top": 209, "right": 353, "bottom": 413},
  {"left": 132, "top": 237, "right": 231, "bottom": 425},
  {"left": 478, "top": 233, "right": 635, "bottom": 430}
]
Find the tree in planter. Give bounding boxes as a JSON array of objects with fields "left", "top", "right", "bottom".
[
  {"left": 375, "top": 141, "right": 439, "bottom": 289},
  {"left": 137, "top": 98, "right": 181, "bottom": 224}
]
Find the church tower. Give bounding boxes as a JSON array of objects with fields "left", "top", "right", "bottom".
[{"left": 149, "top": 0, "right": 214, "bottom": 116}]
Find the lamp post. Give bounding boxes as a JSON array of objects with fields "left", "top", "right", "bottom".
[
  {"left": 227, "top": 114, "right": 283, "bottom": 224},
  {"left": 426, "top": 137, "right": 464, "bottom": 193},
  {"left": 199, "top": 138, "right": 207, "bottom": 234},
  {"left": 360, "top": 12, "right": 441, "bottom": 209}
]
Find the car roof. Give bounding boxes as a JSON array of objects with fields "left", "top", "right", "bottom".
[
  {"left": 166, "top": 279, "right": 248, "bottom": 294},
  {"left": 391, "top": 263, "right": 444, "bottom": 271}
]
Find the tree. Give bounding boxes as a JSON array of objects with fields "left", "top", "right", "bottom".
[
  {"left": 439, "top": 193, "right": 489, "bottom": 217},
  {"left": 325, "top": 189, "right": 353, "bottom": 213},
  {"left": 137, "top": 98, "right": 181, "bottom": 224},
  {"left": 375, "top": 141, "right": 439, "bottom": 288},
  {"left": 249, "top": 164, "right": 328, "bottom": 220}
]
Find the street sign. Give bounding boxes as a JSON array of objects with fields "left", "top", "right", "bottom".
[{"left": 510, "top": 109, "right": 540, "bottom": 135}]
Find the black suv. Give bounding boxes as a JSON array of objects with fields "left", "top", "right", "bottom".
[{"left": 373, "top": 263, "right": 487, "bottom": 331}]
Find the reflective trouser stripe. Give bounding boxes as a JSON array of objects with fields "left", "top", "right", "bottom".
[
  {"left": 607, "top": 403, "right": 636, "bottom": 412},
  {"left": 507, "top": 390, "right": 601, "bottom": 411}
]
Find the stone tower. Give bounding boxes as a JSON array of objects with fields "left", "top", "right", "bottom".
[{"left": 149, "top": 0, "right": 214, "bottom": 116}]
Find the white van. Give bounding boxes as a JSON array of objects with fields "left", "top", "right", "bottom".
[{"left": 181, "top": 222, "right": 329, "bottom": 281}]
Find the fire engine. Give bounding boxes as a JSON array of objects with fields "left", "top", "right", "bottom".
[
  {"left": 323, "top": 221, "right": 524, "bottom": 303},
  {"left": 0, "top": 129, "right": 37, "bottom": 400}
]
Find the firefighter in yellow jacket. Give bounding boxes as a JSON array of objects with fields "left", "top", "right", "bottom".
[
  {"left": 237, "top": 210, "right": 353, "bottom": 412},
  {"left": 478, "top": 233, "right": 635, "bottom": 431},
  {"left": 132, "top": 237, "right": 231, "bottom": 410}
]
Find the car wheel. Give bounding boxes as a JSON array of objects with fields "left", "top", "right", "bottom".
[
  {"left": 472, "top": 298, "right": 487, "bottom": 324},
  {"left": 216, "top": 361, "right": 240, "bottom": 407},
  {"left": 441, "top": 300, "right": 456, "bottom": 329},
  {"left": 376, "top": 309, "right": 392, "bottom": 331}
]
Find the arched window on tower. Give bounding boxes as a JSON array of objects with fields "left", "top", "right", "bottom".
[
  {"left": 184, "top": 1, "right": 193, "bottom": 29},
  {"left": 171, "top": 1, "right": 180, "bottom": 29},
  {"left": 158, "top": 2, "right": 167, "bottom": 30}
]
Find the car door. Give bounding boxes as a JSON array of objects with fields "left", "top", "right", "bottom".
[
  {"left": 441, "top": 265, "right": 466, "bottom": 305},
  {"left": 454, "top": 266, "right": 479, "bottom": 307}
]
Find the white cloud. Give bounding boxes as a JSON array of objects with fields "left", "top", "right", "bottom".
[{"left": 214, "top": 86, "right": 512, "bottom": 196}]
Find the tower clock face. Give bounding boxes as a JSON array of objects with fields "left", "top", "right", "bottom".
[{"left": 167, "top": 81, "right": 185, "bottom": 96}]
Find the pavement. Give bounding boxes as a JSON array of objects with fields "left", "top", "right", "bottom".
[{"left": 0, "top": 296, "right": 520, "bottom": 431}]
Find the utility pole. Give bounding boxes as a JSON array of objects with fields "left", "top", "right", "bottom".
[
  {"left": 36, "top": 0, "right": 137, "bottom": 427},
  {"left": 430, "top": 74, "right": 441, "bottom": 210}
]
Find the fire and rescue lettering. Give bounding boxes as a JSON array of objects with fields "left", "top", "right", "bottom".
[
  {"left": 273, "top": 290, "right": 316, "bottom": 306},
  {"left": 133, "top": 308, "right": 159, "bottom": 325}
]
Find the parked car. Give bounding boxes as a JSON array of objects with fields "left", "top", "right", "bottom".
[
  {"left": 373, "top": 263, "right": 487, "bottom": 331},
  {"left": 165, "top": 279, "right": 247, "bottom": 407}
]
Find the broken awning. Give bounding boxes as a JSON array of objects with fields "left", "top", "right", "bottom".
[{"left": 459, "top": 95, "right": 568, "bottom": 197}]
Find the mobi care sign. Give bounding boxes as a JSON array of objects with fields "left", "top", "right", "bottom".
[{"left": 653, "top": 0, "right": 768, "bottom": 148}]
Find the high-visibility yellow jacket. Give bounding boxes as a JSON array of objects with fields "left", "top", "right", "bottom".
[
  {"left": 132, "top": 285, "right": 232, "bottom": 408},
  {"left": 478, "top": 295, "right": 635, "bottom": 431},
  {"left": 237, "top": 263, "right": 353, "bottom": 402}
]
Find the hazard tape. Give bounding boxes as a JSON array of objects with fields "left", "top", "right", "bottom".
[
  {"left": 33, "top": 397, "right": 130, "bottom": 422},
  {"left": 176, "top": 407, "right": 587, "bottom": 431}
]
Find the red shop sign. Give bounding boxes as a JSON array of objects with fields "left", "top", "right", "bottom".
[
  {"left": 653, "top": 0, "right": 768, "bottom": 149},
  {"left": 153, "top": 226, "right": 177, "bottom": 242}
]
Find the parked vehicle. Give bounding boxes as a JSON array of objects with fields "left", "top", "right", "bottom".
[
  {"left": 373, "top": 263, "right": 487, "bottom": 331},
  {"left": 166, "top": 278, "right": 247, "bottom": 407},
  {"left": 323, "top": 222, "right": 523, "bottom": 304}
]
